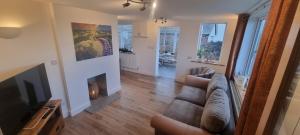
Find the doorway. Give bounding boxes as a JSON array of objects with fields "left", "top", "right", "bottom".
[{"left": 157, "top": 27, "right": 180, "bottom": 79}]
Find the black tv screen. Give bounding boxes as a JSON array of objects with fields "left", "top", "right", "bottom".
[{"left": 0, "top": 64, "right": 52, "bottom": 135}]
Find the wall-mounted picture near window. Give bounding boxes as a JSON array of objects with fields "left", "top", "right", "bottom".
[{"left": 71, "top": 22, "right": 113, "bottom": 61}]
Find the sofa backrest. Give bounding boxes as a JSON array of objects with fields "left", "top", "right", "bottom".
[
  {"left": 206, "top": 74, "right": 228, "bottom": 99},
  {"left": 205, "top": 73, "right": 235, "bottom": 135},
  {"left": 221, "top": 85, "right": 236, "bottom": 135},
  {"left": 201, "top": 89, "right": 230, "bottom": 133}
]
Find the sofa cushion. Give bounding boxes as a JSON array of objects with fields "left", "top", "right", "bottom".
[
  {"left": 164, "top": 100, "right": 203, "bottom": 127},
  {"left": 200, "top": 89, "right": 230, "bottom": 133},
  {"left": 190, "top": 67, "right": 215, "bottom": 79},
  {"left": 175, "top": 86, "right": 206, "bottom": 106},
  {"left": 197, "top": 69, "right": 215, "bottom": 79},
  {"left": 206, "top": 74, "right": 228, "bottom": 99}
]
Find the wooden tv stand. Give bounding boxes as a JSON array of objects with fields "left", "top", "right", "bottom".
[{"left": 19, "top": 100, "right": 65, "bottom": 135}]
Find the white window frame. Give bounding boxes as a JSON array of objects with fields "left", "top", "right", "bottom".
[
  {"left": 244, "top": 18, "right": 266, "bottom": 76},
  {"left": 118, "top": 25, "right": 133, "bottom": 51},
  {"left": 159, "top": 27, "right": 179, "bottom": 54},
  {"left": 197, "top": 23, "right": 227, "bottom": 63}
]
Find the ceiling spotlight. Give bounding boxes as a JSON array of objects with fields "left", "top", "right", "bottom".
[
  {"left": 152, "top": 2, "right": 157, "bottom": 8},
  {"left": 123, "top": 2, "right": 130, "bottom": 8}
]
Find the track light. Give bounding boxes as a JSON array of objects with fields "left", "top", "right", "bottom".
[
  {"left": 140, "top": 4, "right": 146, "bottom": 11},
  {"left": 152, "top": 2, "right": 157, "bottom": 8},
  {"left": 123, "top": 2, "right": 130, "bottom": 7},
  {"left": 154, "top": 17, "right": 168, "bottom": 24},
  {"left": 122, "top": 0, "right": 152, "bottom": 11}
]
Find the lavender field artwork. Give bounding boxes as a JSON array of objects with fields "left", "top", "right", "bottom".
[{"left": 71, "top": 22, "right": 113, "bottom": 61}]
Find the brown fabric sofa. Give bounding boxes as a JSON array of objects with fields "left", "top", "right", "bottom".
[{"left": 151, "top": 74, "right": 235, "bottom": 135}]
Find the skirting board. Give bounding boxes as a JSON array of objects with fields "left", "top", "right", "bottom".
[
  {"left": 107, "top": 85, "right": 121, "bottom": 96},
  {"left": 69, "top": 85, "right": 121, "bottom": 116},
  {"left": 62, "top": 108, "right": 70, "bottom": 118},
  {"left": 70, "top": 102, "right": 91, "bottom": 116},
  {"left": 122, "top": 69, "right": 155, "bottom": 77}
]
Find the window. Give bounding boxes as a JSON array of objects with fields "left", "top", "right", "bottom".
[
  {"left": 118, "top": 25, "right": 133, "bottom": 51},
  {"left": 159, "top": 27, "right": 180, "bottom": 54},
  {"left": 244, "top": 19, "right": 266, "bottom": 75},
  {"left": 197, "top": 23, "right": 227, "bottom": 62},
  {"left": 233, "top": 18, "right": 266, "bottom": 101},
  {"left": 230, "top": 2, "right": 270, "bottom": 118}
]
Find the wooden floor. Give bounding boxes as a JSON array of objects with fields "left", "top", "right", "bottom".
[{"left": 61, "top": 71, "right": 183, "bottom": 135}]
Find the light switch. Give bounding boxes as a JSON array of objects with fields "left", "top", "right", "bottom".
[{"left": 51, "top": 60, "right": 58, "bottom": 65}]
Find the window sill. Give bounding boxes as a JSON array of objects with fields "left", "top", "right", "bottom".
[
  {"left": 190, "top": 60, "right": 225, "bottom": 66},
  {"left": 120, "top": 51, "right": 135, "bottom": 55},
  {"left": 234, "top": 76, "right": 247, "bottom": 97},
  {"left": 229, "top": 80, "right": 243, "bottom": 118}
]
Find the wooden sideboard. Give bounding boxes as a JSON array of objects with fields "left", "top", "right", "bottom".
[{"left": 19, "top": 100, "right": 65, "bottom": 135}]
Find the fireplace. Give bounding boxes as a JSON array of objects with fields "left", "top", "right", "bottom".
[
  {"left": 85, "top": 73, "right": 120, "bottom": 113},
  {"left": 87, "top": 73, "right": 107, "bottom": 100}
]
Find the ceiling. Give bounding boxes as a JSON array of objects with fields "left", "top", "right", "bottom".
[{"left": 53, "top": 0, "right": 263, "bottom": 20}]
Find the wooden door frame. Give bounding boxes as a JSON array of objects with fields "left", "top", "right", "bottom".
[
  {"left": 235, "top": 0, "right": 300, "bottom": 134},
  {"left": 225, "top": 14, "right": 250, "bottom": 79},
  {"left": 263, "top": 29, "right": 300, "bottom": 134}
]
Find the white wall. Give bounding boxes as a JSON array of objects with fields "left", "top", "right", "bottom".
[
  {"left": 52, "top": 5, "right": 121, "bottom": 116},
  {"left": 121, "top": 17, "right": 238, "bottom": 82},
  {"left": 129, "top": 21, "right": 157, "bottom": 76},
  {"left": 175, "top": 18, "right": 237, "bottom": 82},
  {"left": 121, "top": 20, "right": 161, "bottom": 76},
  {"left": 0, "top": 0, "right": 69, "bottom": 116}
]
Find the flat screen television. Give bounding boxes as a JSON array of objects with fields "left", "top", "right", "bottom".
[{"left": 0, "top": 64, "right": 52, "bottom": 135}]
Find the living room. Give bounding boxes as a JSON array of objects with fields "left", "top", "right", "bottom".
[{"left": 0, "top": 0, "right": 299, "bottom": 135}]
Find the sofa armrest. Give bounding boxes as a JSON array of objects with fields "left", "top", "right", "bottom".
[
  {"left": 151, "top": 115, "right": 212, "bottom": 135},
  {"left": 185, "top": 75, "right": 211, "bottom": 89}
]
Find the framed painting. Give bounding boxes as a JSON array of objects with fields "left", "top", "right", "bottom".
[{"left": 71, "top": 22, "right": 113, "bottom": 61}]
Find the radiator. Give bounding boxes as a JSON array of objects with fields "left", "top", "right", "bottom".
[{"left": 120, "top": 53, "right": 138, "bottom": 70}]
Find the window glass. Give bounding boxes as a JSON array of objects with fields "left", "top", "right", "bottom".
[
  {"left": 197, "top": 23, "right": 227, "bottom": 62},
  {"left": 233, "top": 18, "right": 266, "bottom": 101},
  {"left": 245, "top": 19, "right": 266, "bottom": 75},
  {"left": 118, "top": 25, "right": 133, "bottom": 51}
]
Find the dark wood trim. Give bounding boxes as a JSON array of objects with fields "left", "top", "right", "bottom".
[
  {"left": 225, "top": 14, "right": 250, "bottom": 79},
  {"left": 263, "top": 30, "right": 300, "bottom": 135},
  {"left": 235, "top": 0, "right": 300, "bottom": 135},
  {"left": 229, "top": 80, "right": 243, "bottom": 119}
]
